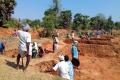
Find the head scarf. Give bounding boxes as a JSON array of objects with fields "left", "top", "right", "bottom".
[{"left": 22, "top": 24, "right": 30, "bottom": 31}]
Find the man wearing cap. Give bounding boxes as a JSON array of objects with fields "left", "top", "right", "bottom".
[
  {"left": 53, "top": 55, "right": 70, "bottom": 80},
  {"left": 16, "top": 24, "right": 32, "bottom": 70},
  {"left": 71, "top": 41, "right": 80, "bottom": 68},
  {"left": 71, "top": 41, "right": 79, "bottom": 59}
]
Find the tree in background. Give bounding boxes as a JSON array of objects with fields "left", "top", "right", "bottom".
[
  {"left": 115, "top": 22, "right": 120, "bottom": 29},
  {"left": 90, "top": 13, "right": 107, "bottom": 30},
  {"left": 53, "top": 0, "right": 61, "bottom": 16},
  {"left": 59, "top": 10, "right": 72, "bottom": 28},
  {"left": 106, "top": 16, "right": 114, "bottom": 34},
  {"left": 3, "top": 18, "right": 19, "bottom": 28},
  {"left": 42, "top": 8, "right": 57, "bottom": 37},
  {"left": 73, "top": 13, "right": 89, "bottom": 30},
  {"left": 0, "top": 0, "right": 16, "bottom": 26},
  {"left": 22, "top": 19, "right": 41, "bottom": 30}
]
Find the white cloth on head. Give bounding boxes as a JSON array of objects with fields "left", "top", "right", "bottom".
[
  {"left": 38, "top": 43, "right": 42, "bottom": 47},
  {"left": 58, "top": 55, "right": 64, "bottom": 61},
  {"left": 53, "top": 61, "right": 70, "bottom": 80},
  {"left": 22, "top": 24, "right": 30, "bottom": 31},
  {"left": 18, "top": 30, "right": 32, "bottom": 56},
  {"left": 74, "top": 41, "right": 78, "bottom": 43}
]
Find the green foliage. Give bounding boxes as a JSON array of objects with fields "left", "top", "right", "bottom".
[
  {"left": 3, "top": 18, "right": 18, "bottom": 28},
  {"left": 52, "top": 0, "right": 61, "bottom": 15},
  {"left": 42, "top": 8, "right": 58, "bottom": 37},
  {"left": 115, "top": 22, "right": 120, "bottom": 29},
  {"left": 90, "top": 14, "right": 107, "bottom": 30},
  {"left": 43, "top": 8, "right": 57, "bottom": 29},
  {"left": 22, "top": 19, "right": 41, "bottom": 29},
  {"left": 0, "top": 0, "right": 16, "bottom": 26},
  {"left": 59, "top": 10, "right": 72, "bottom": 28},
  {"left": 73, "top": 13, "right": 89, "bottom": 30}
]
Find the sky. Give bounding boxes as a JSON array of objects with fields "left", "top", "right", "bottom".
[{"left": 12, "top": 0, "right": 120, "bottom": 21}]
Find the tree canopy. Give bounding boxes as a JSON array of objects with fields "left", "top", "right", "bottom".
[{"left": 0, "top": 0, "right": 16, "bottom": 26}]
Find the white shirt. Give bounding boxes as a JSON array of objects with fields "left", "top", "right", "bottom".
[
  {"left": 53, "top": 61, "right": 70, "bottom": 80},
  {"left": 32, "top": 42, "right": 38, "bottom": 53},
  {"left": 18, "top": 30, "right": 32, "bottom": 55}
]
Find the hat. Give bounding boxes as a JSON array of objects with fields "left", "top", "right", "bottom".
[
  {"left": 58, "top": 55, "right": 64, "bottom": 61},
  {"left": 38, "top": 43, "right": 42, "bottom": 47},
  {"left": 74, "top": 41, "right": 78, "bottom": 43},
  {"left": 72, "top": 41, "right": 78, "bottom": 46},
  {"left": 22, "top": 24, "right": 30, "bottom": 31}
]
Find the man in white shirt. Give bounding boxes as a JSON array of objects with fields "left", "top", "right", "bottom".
[
  {"left": 53, "top": 55, "right": 70, "bottom": 80},
  {"left": 52, "top": 35, "right": 59, "bottom": 53},
  {"left": 16, "top": 24, "right": 32, "bottom": 70}
]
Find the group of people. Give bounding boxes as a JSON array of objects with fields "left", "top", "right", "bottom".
[
  {"left": 51, "top": 40, "right": 80, "bottom": 80},
  {"left": 52, "top": 54, "right": 74, "bottom": 80},
  {"left": 1, "top": 23, "right": 79, "bottom": 80}
]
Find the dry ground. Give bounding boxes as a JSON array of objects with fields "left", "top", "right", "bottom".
[{"left": 0, "top": 28, "right": 120, "bottom": 80}]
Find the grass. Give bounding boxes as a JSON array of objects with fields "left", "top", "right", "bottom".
[{"left": 0, "top": 56, "right": 64, "bottom": 80}]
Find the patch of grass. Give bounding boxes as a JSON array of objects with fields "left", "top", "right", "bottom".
[{"left": 0, "top": 56, "right": 63, "bottom": 80}]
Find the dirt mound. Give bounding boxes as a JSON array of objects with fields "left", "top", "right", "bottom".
[
  {"left": 90, "top": 37, "right": 111, "bottom": 41},
  {"left": 0, "top": 28, "right": 14, "bottom": 38},
  {"left": 80, "top": 39, "right": 111, "bottom": 45},
  {"left": 64, "top": 38, "right": 112, "bottom": 45},
  {"left": 36, "top": 60, "right": 57, "bottom": 72},
  {"left": 63, "top": 39, "right": 116, "bottom": 58},
  {"left": 4, "top": 49, "right": 18, "bottom": 58},
  {"left": 78, "top": 43, "right": 116, "bottom": 57}
]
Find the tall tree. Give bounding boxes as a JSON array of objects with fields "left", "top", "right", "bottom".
[
  {"left": 42, "top": 8, "right": 57, "bottom": 37},
  {"left": 90, "top": 14, "right": 106, "bottom": 30},
  {"left": 59, "top": 10, "right": 72, "bottom": 28},
  {"left": 106, "top": 16, "right": 114, "bottom": 34},
  {"left": 0, "top": 0, "right": 16, "bottom": 26},
  {"left": 73, "top": 13, "right": 89, "bottom": 30},
  {"left": 53, "top": 0, "right": 61, "bottom": 16},
  {"left": 115, "top": 22, "right": 120, "bottom": 29}
]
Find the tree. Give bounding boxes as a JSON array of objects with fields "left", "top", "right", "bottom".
[
  {"left": 42, "top": 8, "right": 58, "bottom": 37},
  {"left": 59, "top": 10, "right": 72, "bottom": 28},
  {"left": 3, "top": 18, "right": 19, "bottom": 28},
  {"left": 73, "top": 13, "right": 89, "bottom": 30},
  {"left": 106, "top": 16, "right": 114, "bottom": 34},
  {"left": 31, "top": 19, "right": 41, "bottom": 29},
  {"left": 22, "top": 19, "right": 41, "bottom": 30},
  {"left": 0, "top": 0, "right": 16, "bottom": 26},
  {"left": 53, "top": 0, "right": 61, "bottom": 16},
  {"left": 90, "top": 14, "right": 106, "bottom": 30},
  {"left": 115, "top": 22, "right": 120, "bottom": 29}
]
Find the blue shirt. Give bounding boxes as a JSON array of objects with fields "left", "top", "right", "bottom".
[
  {"left": 0, "top": 42, "right": 4, "bottom": 49},
  {"left": 72, "top": 45, "right": 78, "bottom": 59},
  {"left": 67, "top": 61, "right": 74, "bottom": 80}
]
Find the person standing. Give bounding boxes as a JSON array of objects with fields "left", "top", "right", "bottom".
[
  {"left": 52, "top": 35, "right": 59, "bottom": 53},
  {"left": 71, "top": 41, "right": 80, "bottom": 68},
  {"left": 16, "top": 24, "right": 32, "bottom": 70},
  {"left": 0, "top": 41, "right": 5, "bottom": 54},
  {"left": 64, "top": 55, "right": 74, "bottom": 80},
  {"left": 71, "top": 31, "right": 75, "bottom": 41}
]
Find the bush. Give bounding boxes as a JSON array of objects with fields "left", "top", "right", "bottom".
[{"left": 3, "top": 18, "right": 19, "bottom": 28}]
